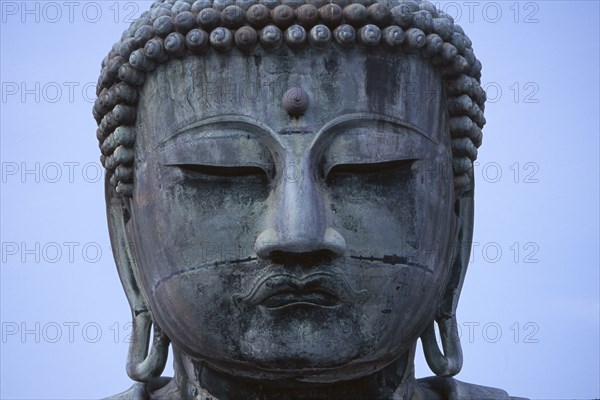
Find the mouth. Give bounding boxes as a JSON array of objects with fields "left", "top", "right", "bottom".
[
  {"left": 233, "top": 272, "right": 368, "bottom": 311},
  {"left": 262, "top": 289, "right": 340, "bottom": 309}
]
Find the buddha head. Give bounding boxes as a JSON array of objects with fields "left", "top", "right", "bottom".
[{"left": 94, "top": 0, "right": 485, "bottom": 397}]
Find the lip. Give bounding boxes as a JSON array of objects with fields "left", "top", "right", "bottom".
[{"left": 232, "top": 272, "right": 368, "bottom": 311}]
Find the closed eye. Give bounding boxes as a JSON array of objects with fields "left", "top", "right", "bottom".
[
  {"left": 170, "top": 164, "right": 269, "bottom": 178},
  {"left": 326, "top": 159, "right": 415, "bottom": 177}
]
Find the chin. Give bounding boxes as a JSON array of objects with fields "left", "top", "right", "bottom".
[{"left": 188, "top": 310, "right": 414, "bottom": 383}]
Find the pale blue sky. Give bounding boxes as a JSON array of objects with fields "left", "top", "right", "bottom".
[{"left": 1, "top": 1, "right": 599, "bottom": 399}]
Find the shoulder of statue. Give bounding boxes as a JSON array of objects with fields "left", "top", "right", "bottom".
[
  {"left": 416, "top": 376, "right": 528, "bottom": 400},
  {"left": 100, "top": 383, "right": 150, "bottom": 400}
]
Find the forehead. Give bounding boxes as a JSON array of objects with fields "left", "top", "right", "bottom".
[{"left": 136, "top": 47, "right": 445, "bottom": 145}]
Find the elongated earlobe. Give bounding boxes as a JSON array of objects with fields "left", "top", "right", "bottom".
[
  {"left": 421, "top": 317, "right": 463, "bottom": 376},
  {"left": 127, "top": 310, "right": 170, "bottom": 383}
]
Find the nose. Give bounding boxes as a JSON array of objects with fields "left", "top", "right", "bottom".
[{"left": 254, "top": 162, "right": 346, "bottom": 261}]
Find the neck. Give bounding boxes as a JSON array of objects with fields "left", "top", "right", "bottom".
[{"left": 166, "top": 346, "right": 418, "bottom": 400}]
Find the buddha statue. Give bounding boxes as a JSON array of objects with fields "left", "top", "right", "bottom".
[{"left": 93, "top": 0, "right": 524, "bottom": 398}]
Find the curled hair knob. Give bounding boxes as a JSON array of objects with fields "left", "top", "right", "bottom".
[
  {"left": 441, "top": 42, "right": 458, "bottom": 62},
  {"left": 319, "top": 3, "right": 342, "bottom": 28},
  {"left": 260, "top": 25, "right": 283, "bottom": 49},
  {"left": 134, "top": 25, "right": 155, "bottom": 47},
  {"left": 186, "top": 29, "right": 210, "bottom": 53},
  {"left": 368, "top": 3, "right": 391, "bottom": 27},
  {"left": 296, "top": 4, "right": 318, "bottom": 28},
  {"left": 382, "top": 25, "right": 404, "bottom": 48},
  {"left": 273, "top": 5, "right": 296, "bottom": 29},
  {"left": 308, "top": 24, "right": 332, "bottom": 48},
  {"left": 197, "top": 8, "right": 221, "bottom": 30},
  {"left": 144, "top": 37, "right": 169, "bottom": 62},
  {"left": 210, "top": 27, "right": 234, "bottom": 51},
  {"left": 358, "top": 24, "right": 381, "bottom": 47},
  {"left": 423, "top": 33, "right": 442, "bottom": 57},
  {"left": 246, "top": 4, "right": 271, "bottom": 27},
  {"left": 118, "top": 64, "right": 145, "bottom": 86},
  {"left": 174, "top": 11, "right": 196, "bottom": 33},
  {"left": 390, "top": 4, "right": 412, "bottom": 29},
  {"left": 221, "top": 5, "right": 245, "bottom": 28},
  {"left": 235, "top": 26, "right": 259, "bottom": 50},
  {"left": 405, "top": 27, "right": 426, "bottom": 48},
  {"left": 164, "top": 32, "right": 187, "bottom": 57},
  {"left": 153, "top": 15, "right": 175, "bottom": 37},
  {"left": 333, "top": 24, "right": 355, "bottom": 47},
  {"left": 432, "top": 16, "right": 453, "bottom": 40},
  {"left": 343, "top": 4, "right": 368, "bottom": 27},
  {"left": 129, "top": 49, "right": 156, "bottom": 71},
  {"left": 284, "top": 24, "right": 307, "bottom": 48},
  {"left": 412, "top": 10, "right": 433, "bottom": 33}
]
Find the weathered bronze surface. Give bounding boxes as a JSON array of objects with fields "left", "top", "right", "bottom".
[{"left": 93, "top": 0, "right": 524, "bottom": 398}]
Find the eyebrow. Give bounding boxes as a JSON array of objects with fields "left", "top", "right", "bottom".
[
  {"left": 313, "top": 112, "right": 438, "bottom": 145},
  {"left": 155, "top": 114, "right": 281, "bottom": 150}
]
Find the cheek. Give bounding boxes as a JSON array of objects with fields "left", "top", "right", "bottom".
[
  {"left": 326, "top": 158, "right": 454, "bottom": 260},
  {"left": 356, "top": 265, "right": 446, "bottom": 352},
  {"left": 327, "top": 165, "right": 415, "bottom": 253},
  {"left": 131, "top": 163, "right": 270, "bottom": 280}
]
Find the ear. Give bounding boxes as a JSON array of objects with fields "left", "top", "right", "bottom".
[
  {"left": 106, "top": 178, "right": 146, "bottom": 313},
  {"left": 440, "top": 174, "right": 475, "bottom": 321},
  {"left": 420, "top": 173, "right": 475, "bottom": 377},
  {"left": 105, "top": 178, "right": 170, "bottom": 384}
]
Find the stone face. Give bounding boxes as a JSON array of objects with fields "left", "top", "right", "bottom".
[{"left": 130, "top": 48, "right": 454, "bottom": 382}]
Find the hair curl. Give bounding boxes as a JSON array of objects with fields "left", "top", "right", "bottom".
[{"left": 94, "top": 0, "right": 486, "bottom": 197}]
